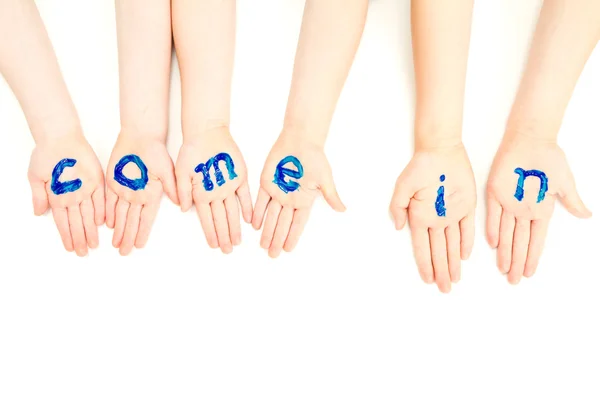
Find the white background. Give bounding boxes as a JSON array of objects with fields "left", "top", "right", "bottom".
[{"left": 1, "top": 1, "right": 599, "bottom": 399}]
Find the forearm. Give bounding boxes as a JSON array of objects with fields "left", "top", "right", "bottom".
[
  {"left": 0, "top": 0, "right": 80, "bottom": 143},
  {"left": 411, "top": 0, "right": 474, "bottom": 150},
  {"left": 172, "top": 0, "right": 235, "bottom": 139},
  {"left": 507, "top": 0, "right": 600, "bottom": 141},
  {"left": 115, "top": 0, "right": 172, "bottom": 140},
  {"left": 283, "top": 0, "right": 368, "bottom": 146}
]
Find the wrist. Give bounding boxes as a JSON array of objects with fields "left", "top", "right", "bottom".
[
  {"left": 280, "top": 121, "right": 327, "bottom": 149},
  {"left": 182, "top": 121, "right": 230, "bottom": 143},
  {"left": 413, "top": 123, "right": 463, "bottom": 152},
  {"left": 30, "top": 116, "right": 84, "bottom": 146},
  {"left": 504, "top": 118, "right": 560, "bottom": 145},
  {"left": 119, "top": 124, "right": 167, "bottom": 143}
]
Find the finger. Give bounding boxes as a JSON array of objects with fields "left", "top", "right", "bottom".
[
  {"left": 112, "top": 199, "right": 130, "bottom": 248},
  {"left": 321, "top": 172, "right": 346, "bottom": 212},
  {"left": 411, "top": 227, "right": 434, "bottom": 284},
  {"left": 260, "top": 201, "right": 282, "bottom": 250},
  {"left": 68, "top": 205, "right": 87, "bottom": 257},
  {"left": 225, "top": 194, "right": 242, "bottom": 246},
  {"left": 80, "top": 199, "right": 99, "bottom": 249},
  {"left": 106, "top": 189, "right": 118, "bottom": 229},
  {"left": 236, "top": 180, "right": 253, "bottom": 224},
  {"left": 135, "top": 203, "right": 160, "bottom": 249},
  {"left": 390, "top": 178, "right": 415, "bottom": 230},
  {"left": 29, "top": 179, "right": 49, "bottom": 216},
  {"left": 445, "top": 224, "right": 461, "bottom": 283},
  {"left": 430, "top": 228, "right": 451, "bottom": 293},
  {"left": 92, "top": 187, "right": 105, "bottom": 226},
  {"left": 252, "top": 188, "right": 271, "bottom": 230},
  {"left": 269, "top": 206, "right": 294, "bottom": 258},
  {"left": 197, "top": 203, "right": 219, "bottom": 249},
  {"left": 119, "top": 204, "right": 142, "bottom": 256},
  {"left": 212, "top": 201, "right": 233, "bottom": 254},
  {"left": 157, "top": 151, "right": 179, "bottom": 205},
  {"left": 459, "top": 211, "right": 475, "bottom": 260},
  {"left": 559, "top": 174, "right": 592, "bottom": 218},
  {"left": 524, "top": 219, "right": 549, "bottom": 278},
  {"left": 52, "top": 208, "right": 73, "bottom": 252},
  {"left": 486, "top": 194, "right": 502, "bottom": 248},
  {"left": 508, "top": 218, "right": 530, "bottom": 284},
  {"left": 283, "top": 208, "right": 311, "bottom": 252},
  {"left": 497, "top": 210, "right": 515, "bottom": 274},
  {"left": 177, "top": 173, "right": 193, "bottom": 212}
]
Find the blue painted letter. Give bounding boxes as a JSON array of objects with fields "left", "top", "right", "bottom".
[
  {"left": 194, "top": 152, "right": 238, "bottom": 191},
  {"left": 273, "top": 156, "right": 304, "bottom": 194},
  {"left": 513, "top": 168, "right": 548, "bottom": 203},
  {"left": 114, "top": 154, "right": 148, "bottom": 191},
  {"left": 435, "top": 174, "right": 446, "bottom": 217},
  {"left": 51, "top": 158, "right": 82, "bottom": 195}
]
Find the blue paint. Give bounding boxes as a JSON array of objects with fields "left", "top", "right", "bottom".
[
  {"left": 114, "top": 154, "right": 148, "bottom": 191},
  {"left": 273, "top": 156, "right": 304, "bottom": 194},
  {"left": 514, "top": 168, "right": 548, "bottom": 203},
  {"left": 194, "top": 152, "right": 238, "bottom": 191},
  {"left": 50, "top": 158, "right": 82, "bottom": 195},
  {"left": 435, "top": 175, "right": 446, "bottom": 217}
]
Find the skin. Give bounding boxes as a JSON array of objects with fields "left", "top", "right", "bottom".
[
  {"left": 487, "top": 0, "right": 598, "bottom": 284},
  {"left": 106, "top": 0, "right": 179, "bottom": 256},
  {"left": 390, "top": 0, "right": 476, "bottom": 293},
  {"left": 0, "top": 0, "right": 105, "bottom": 257},
  {"left": 172, "top": 0, "right": 253, "bottom": 254},
  {"left": 251, "top": 0, "right": 369, "bottom": 258}
]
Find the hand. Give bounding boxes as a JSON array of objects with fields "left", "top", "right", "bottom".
[
  {"left": 252, "top": 134, "right": 346, "bottom": 258},
  {"left": 390, "top": 145, "right": 476, "bottom": 293},
  {"left": 486, "top": 134, "right": 591, "bottom": 284},
  {"left": 175, "top": 127, "right": 252, "bottom": 253},
  {"left": 106, "top": 132, "right": 178, "bottom": 256},
  {"left": 28, "top": 133, "right": 105, "bottom": 256}
]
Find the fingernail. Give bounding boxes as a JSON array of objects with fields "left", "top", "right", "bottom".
[{"left": 221, "top": 245, "right": 233, "bottom": 254}]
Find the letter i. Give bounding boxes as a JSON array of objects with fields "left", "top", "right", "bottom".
[{"left": 435, "top": 175, "right": 446, "bottom": 217}]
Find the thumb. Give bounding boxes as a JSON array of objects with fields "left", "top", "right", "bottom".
[
  {"left": 389, "top": 173, "right": 416, "bottom": 230},
  {"left": 559, "top": 175, "right": 591, "bottom": 218},
  {"left": 157, "top": 152, "right": 179, "bottom": 206},
  {"left": 29, "top": 178, "right": 49, "bottom": 216},
  {"left": 320, "top": 172, "right": 346, "bottom": 212}
]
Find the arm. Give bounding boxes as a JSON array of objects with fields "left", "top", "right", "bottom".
[
  {"left": 172, "top": 0, "right": 253, "bottom": 254},
  {"left": 0, "top": 0, "right": 105, "bottom": 256},
  {"left": 107, "top": 0, "right": 177, "bottom": 256},
  {"left": 0, "top": 0, "right": 80, "bottom": 142},
  {"left": 172, "top": 0, "right": 235, "bottom": 137},
  {"left": 389, "top": 0, "right": 476, "bottom": 294},
  {"left": 115, "top": 0, "right": 172, "bottom": 140},
  {"left": 411, "top": 0, "right": 474, "bottom": 150},
  {"left": 486, "top": 0, "right": 598, "bottom": 284},
  {"left": 252, "top": 0, "right": 368, "bottom": 258},
  {"left": 506, "top": 0, "right": 600, "bottom": 140},
  {"left": 282, "top": 0, "right": 369, "bottom": 146}
]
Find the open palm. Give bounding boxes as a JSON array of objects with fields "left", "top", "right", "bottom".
[
  {"left": 252, "top": 136, "right": 345, "bottom": 258},
  {"left": 486, "top": 136, "right": 591, "bottom": 283},
  {"left": 28, "top": 134, "right": 105, "bottom": 256},
  {"left": 106, "top": 132, "right": 178, "bottom": 256},
  {"left": 176, "top": 128, "right": 252, "bottom": 253},
  {"left": 390, "top": 145, "right": 476, "bottom": 293}
]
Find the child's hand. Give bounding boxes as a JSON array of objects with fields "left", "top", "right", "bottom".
[
  {"left": 390, "top": 145, "right": 476, "bottom": 293},
  {"left": 486, "top": 135, "right": 591, "bottom": 284},
  {"left": 106, "top": 132, "right": 178, "bottom": 256},
  {"left": 252, "top": 135, "right": 346, "bottom": 258},
  {"left": 28, "top": 133, "right": 105, "bottom": 256},
  {"left": 175, "top": 127, "right": 252, "bottom": 253}
]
